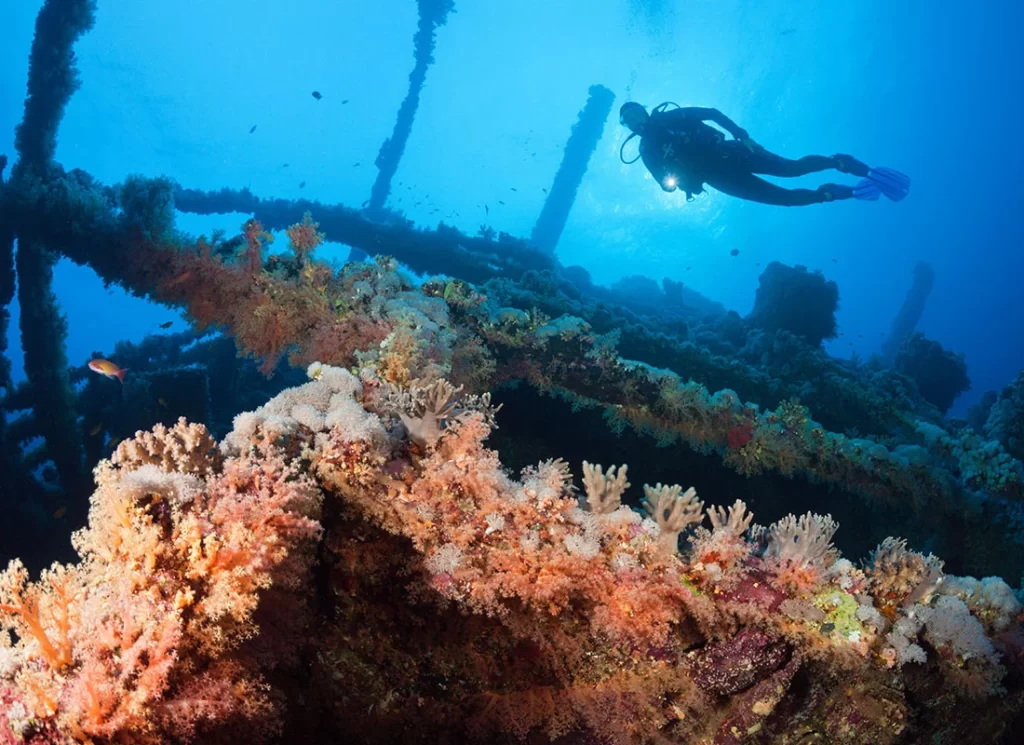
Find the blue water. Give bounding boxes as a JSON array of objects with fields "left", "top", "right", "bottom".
[{"left": 2, "top": 0, "right": 1022, "bottom": 416}]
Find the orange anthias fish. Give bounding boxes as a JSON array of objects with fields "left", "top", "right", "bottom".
[{"left": 88, "top": 359, "right": 127, "bottom": 384}]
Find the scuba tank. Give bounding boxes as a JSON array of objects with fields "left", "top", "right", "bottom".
[
  {"left": 619, "top": 101, "right": 682, "bottom": 164},
  {"left": 620, "top": 102, "right": 712, "bottom": 201}
]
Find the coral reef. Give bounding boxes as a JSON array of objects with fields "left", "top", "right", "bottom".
[
  {"left": 3, "top": 2, "right": 1024, "bottom": 740},
  {"left": 894, "top": 332, "right": 971, "bottom": 415},
  {"left": 2, "top": 364, "right": 1022, "bottom": 743},
  {"left": 985, "top": 371, "right": 1024, "bottom": 462},
  {"left": 9, "top": 172, "right": 1023, "bottom": 575},
  {"left": 746, "top": 262, "right": 838, "bottom": 347}
]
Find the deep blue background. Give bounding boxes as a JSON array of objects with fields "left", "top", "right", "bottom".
[{"left": 2, "top": 0, "right": 1021, "bottom": 416}]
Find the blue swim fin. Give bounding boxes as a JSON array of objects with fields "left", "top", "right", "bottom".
[
  {"left": 865, "top": 167, "right": 911, "bottom": 202},
  {"left": 853, "top": 179, "right": 881, "bottom": 201}
]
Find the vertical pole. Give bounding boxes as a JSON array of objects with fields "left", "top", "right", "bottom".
[
  {"left": 367, "top": 0, "right": 455, "bottom": 217},
  {"left": 880, "top": 261, "right": 935, "bottom": 364},
  {"left": 530, "top": 85, "right": 615, "bottom": 256}
]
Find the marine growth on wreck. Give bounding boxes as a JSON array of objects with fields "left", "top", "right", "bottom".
[{"left": 1, "top": 1, "right": 1023, "bottom": 743}]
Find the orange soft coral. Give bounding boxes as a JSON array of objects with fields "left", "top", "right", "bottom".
[
  {"left": 0, "top": 561, "right": 75, "bottom": 673},
  {"left": 243, "top": 218, "right": 273, "bottom": 276},
  {"left": 0, "top": 420, "right": 323, "bottom": 742},
  {"left": 285, "top": 211, "right": 325, "bottom": 266}
]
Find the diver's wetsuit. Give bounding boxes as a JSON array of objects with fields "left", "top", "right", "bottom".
[{"left": 638, "top": 106, "right": 854, "bottom": 206}]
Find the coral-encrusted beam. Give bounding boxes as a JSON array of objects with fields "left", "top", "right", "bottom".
[{"left": 173, "top": 186, "right": 555, "bottom": 283}]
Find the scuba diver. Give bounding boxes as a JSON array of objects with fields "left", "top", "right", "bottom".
[{"left": 618, "top": 101, "right": 910, "bottom": 206}]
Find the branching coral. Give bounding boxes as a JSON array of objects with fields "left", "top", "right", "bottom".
[
  {"left": 641, "top": 482, "right": 703, "bottom": 552},
  {"left": 580, "top": 461, "right": 630, "bottom": 514}
]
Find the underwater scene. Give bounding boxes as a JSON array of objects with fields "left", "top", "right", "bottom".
[{"left": 2, "top": 0, "right": 1024, "bottom": 742}]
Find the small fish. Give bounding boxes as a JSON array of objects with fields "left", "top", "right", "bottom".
[
  {"left": 730, "top": 248, "right": 739, "bottom": 256},
  {"left": 342, "top": 99, "right": 349, "bottom": 104},
  {"left": 686, "top": 266, "right": 691, "bottom": 271},
  {"left": 299, "top": 181, "right": 306, "bottom": 189},
  {"left": 158, "top": 321, "right": 173, "bottom": 329},
  {"left": 361, "top": 200, "right": 370, "bottom": 208},
  {"left": 166, "top": 270, "right": 193, "bottom": 288},
  {"left": 312, "top": 90, "right": 322, "bottom": 100},
  {"left": 541, "top": 188, "right": 547, "bottom": 193},
  {"left": 249, "top": 125, "right": 257, "bottom": 134},
  {"left": 497, "top": 200, "right": 505, "bottom": 205},
  {"left": 831, "top": 258, "right": 838, "bottom": 262},
  {"left": 510, "top": 187, "right": 517, "bottom": 192},
  {"left": 53, "top": 506, "right": 67, "bottom": 520},
  {"left": 158, "top": 397, "right": 168, "bottom": 407},
  {"left": 531, "top": 152, "right": 536, "bottom": 157},
  {"left": 108, "top": 438, "right": 123, "bottom": 450},
  {"left": 485, "top": 205, "right": 489, "bottom": 215},
  {"left": 353, "top": 162, "right": 360, "bottom": 167},
  {"left": 88, "top": 359, "right": 127, "bottom": 384},
  {"left": 282, "top": 163, "right": 289, "bottom": 168},
  {"left": 88, "top": 423, "right": 103, "bottom": 436}
]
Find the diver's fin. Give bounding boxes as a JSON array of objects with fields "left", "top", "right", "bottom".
[
  {"left": 866, "top": 167, "right": 910, "bottom": 202},
  {"left": 853, "top": 178, "right": 881, "bottom": 201}
]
